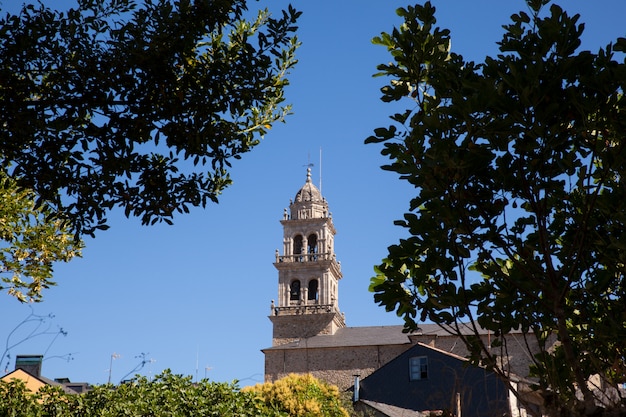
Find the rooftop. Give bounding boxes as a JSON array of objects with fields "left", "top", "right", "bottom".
[{"left": 265, "top": 322, "right": 513, "bottom": 351}]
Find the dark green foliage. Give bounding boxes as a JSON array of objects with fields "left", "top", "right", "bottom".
[
  {"left": 0, "top": 378, "right": 40, "bottom": 417},
  {"left": 0, "top": 0, "right": 300, "bottom": 237},
  {"left": 368, "top": 2, "right": 626, "bottom": 415},
  {"left": 0, "top": 370, "right": 286, "bottom": 416}
]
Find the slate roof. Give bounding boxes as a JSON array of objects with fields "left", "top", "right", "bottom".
[
  {"left": 359, "top": 400, "right": 441, "bottom": 417},
  {"left": 265, "top": 322, "right": 508, "bottom": 351},
  {"left": 265, "top": 325, "right": 408, "bottom": 350},
  {"left": 267, "top": 324, "right": 445, "bottom": 350}
]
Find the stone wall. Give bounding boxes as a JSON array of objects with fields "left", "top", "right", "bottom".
[
  {"left": 264, "top": 343, "right": 413, "bottom": 390},
  {"left": 408, "top": 332, "right": 544, "bottom": 379},
  {"left": 269, "top": 312, "right": 344, "bottom": 346},
  {"left": 265, "top": 330, "right": 546, "bottom": 391}
]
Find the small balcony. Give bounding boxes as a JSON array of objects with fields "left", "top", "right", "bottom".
[
  {"left": 271, "top": 304, "right": 337, "bottom": 316},
  {"left": 275, "top": 252, "right": 334, "bottom": 263}
]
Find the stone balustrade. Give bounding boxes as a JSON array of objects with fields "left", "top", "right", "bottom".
[
  {"left": 275, "top": 252, "right": 335, "bottom": 263},
  {"left": 271, "top": 304, "right": 337, "bottom": 316}
]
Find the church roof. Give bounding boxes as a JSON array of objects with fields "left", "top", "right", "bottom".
[
  {"left": 265, "top": 323, "right": 501, "bottom": 351},
  {"left": 293, "top": 168, "right": 322, "bottom": 204},
  {"left": 313, "top": 325, "right": 411, "bottom": 348},
  {"left": 266, "top": 324, "right": 434, "bottom": 350}
]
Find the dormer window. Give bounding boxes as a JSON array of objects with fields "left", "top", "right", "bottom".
[{"left": 409, "top": 356, "right": 428, "bottom": 380}]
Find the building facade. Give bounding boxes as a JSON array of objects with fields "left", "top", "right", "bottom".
[{"left": 355, "top": 343, "right": 510, "bottom": 417}]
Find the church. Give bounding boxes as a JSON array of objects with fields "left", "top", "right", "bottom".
[{"left": 261, "top": 170, "right": 537, "bottom": 399}]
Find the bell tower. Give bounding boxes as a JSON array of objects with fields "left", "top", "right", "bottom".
[{"left": 269, "top": 168, "right": 345, "bottom": 346}]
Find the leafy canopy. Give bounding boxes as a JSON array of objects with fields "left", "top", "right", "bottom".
[
  {"left": 0, "top": 0, "right": 300, "bottom": 237},
  {"left": 0, "top": 370, "right": 286, "bottom": 416},
  {"left": 244, "top": 373, "right": 350, "bottom": 417},
  {"left": 0, "top": 171, "right": 82, "bottom": 302},
  {"left": 0, "top": 371, "right": 352, "bottom": 417},
  {"left": 367, "top": 1, "right": 626, "bottom": 415}
]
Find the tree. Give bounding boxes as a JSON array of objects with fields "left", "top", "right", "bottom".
[
  {"left": 0, "top": 378, "right": 39, "bottom": 417},
  {"left": 78, "top": 371, "right": 283, "bottom": 417},
  {"left": 0, "top": 370, "right": 286, "bottom": 416},
  {"left": 0, "top": 0, "right": 300, "bottom": 237},
  {"left": 0, "top": 171, "right": 82, "bottom": 302},
  {"left": 244, "top": 373, "right": 350, "bottom": 417},
  {"left": 367, "top": 1, "right": 626, "bottom": 415}
]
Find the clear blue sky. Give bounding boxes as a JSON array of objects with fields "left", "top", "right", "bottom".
[{"left": 1, "top": 0, "right": 625, "bottom": 386}]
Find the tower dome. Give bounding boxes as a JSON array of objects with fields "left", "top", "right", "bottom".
[
  {"left": 290, "top": 168, "right": 328, "bottom": 220},
  {"left": 294, "top": 168, "right": 322, "bottom": 203}
]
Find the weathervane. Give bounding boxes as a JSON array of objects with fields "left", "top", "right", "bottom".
[{"left": 302, "top": 148, "right": 323, "bottom": 194}]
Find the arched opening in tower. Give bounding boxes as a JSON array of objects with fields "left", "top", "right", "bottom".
[
  {"left": 307, "top": 234, "right": 318, "bottom": 260},
  {"left": 290, "top": 280, "right": 301, "bottom": 300},
  {"left": 308, "top": 279, "right": 319, "bottom": 301},
  {"left": 294, "top": 235, "right": 303, "bottom": 261}
]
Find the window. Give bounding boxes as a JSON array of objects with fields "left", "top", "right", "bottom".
[
  {"left": 290, "top": 280, "right": 301, "bottom": 301},
  {"left": 307, "top": 279, "right": 319, "bottom": 301},
  {"left": 409, "top": 356, "right": 428, "bottom": 380}
]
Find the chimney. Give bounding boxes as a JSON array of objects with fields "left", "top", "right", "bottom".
[{"left": 15, "top": 355, "right": 43, "bottom": 377}]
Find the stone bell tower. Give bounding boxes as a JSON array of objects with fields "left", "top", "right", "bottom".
[{"left": 269, "top": 168, "right": 345, "bottom": 346}]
